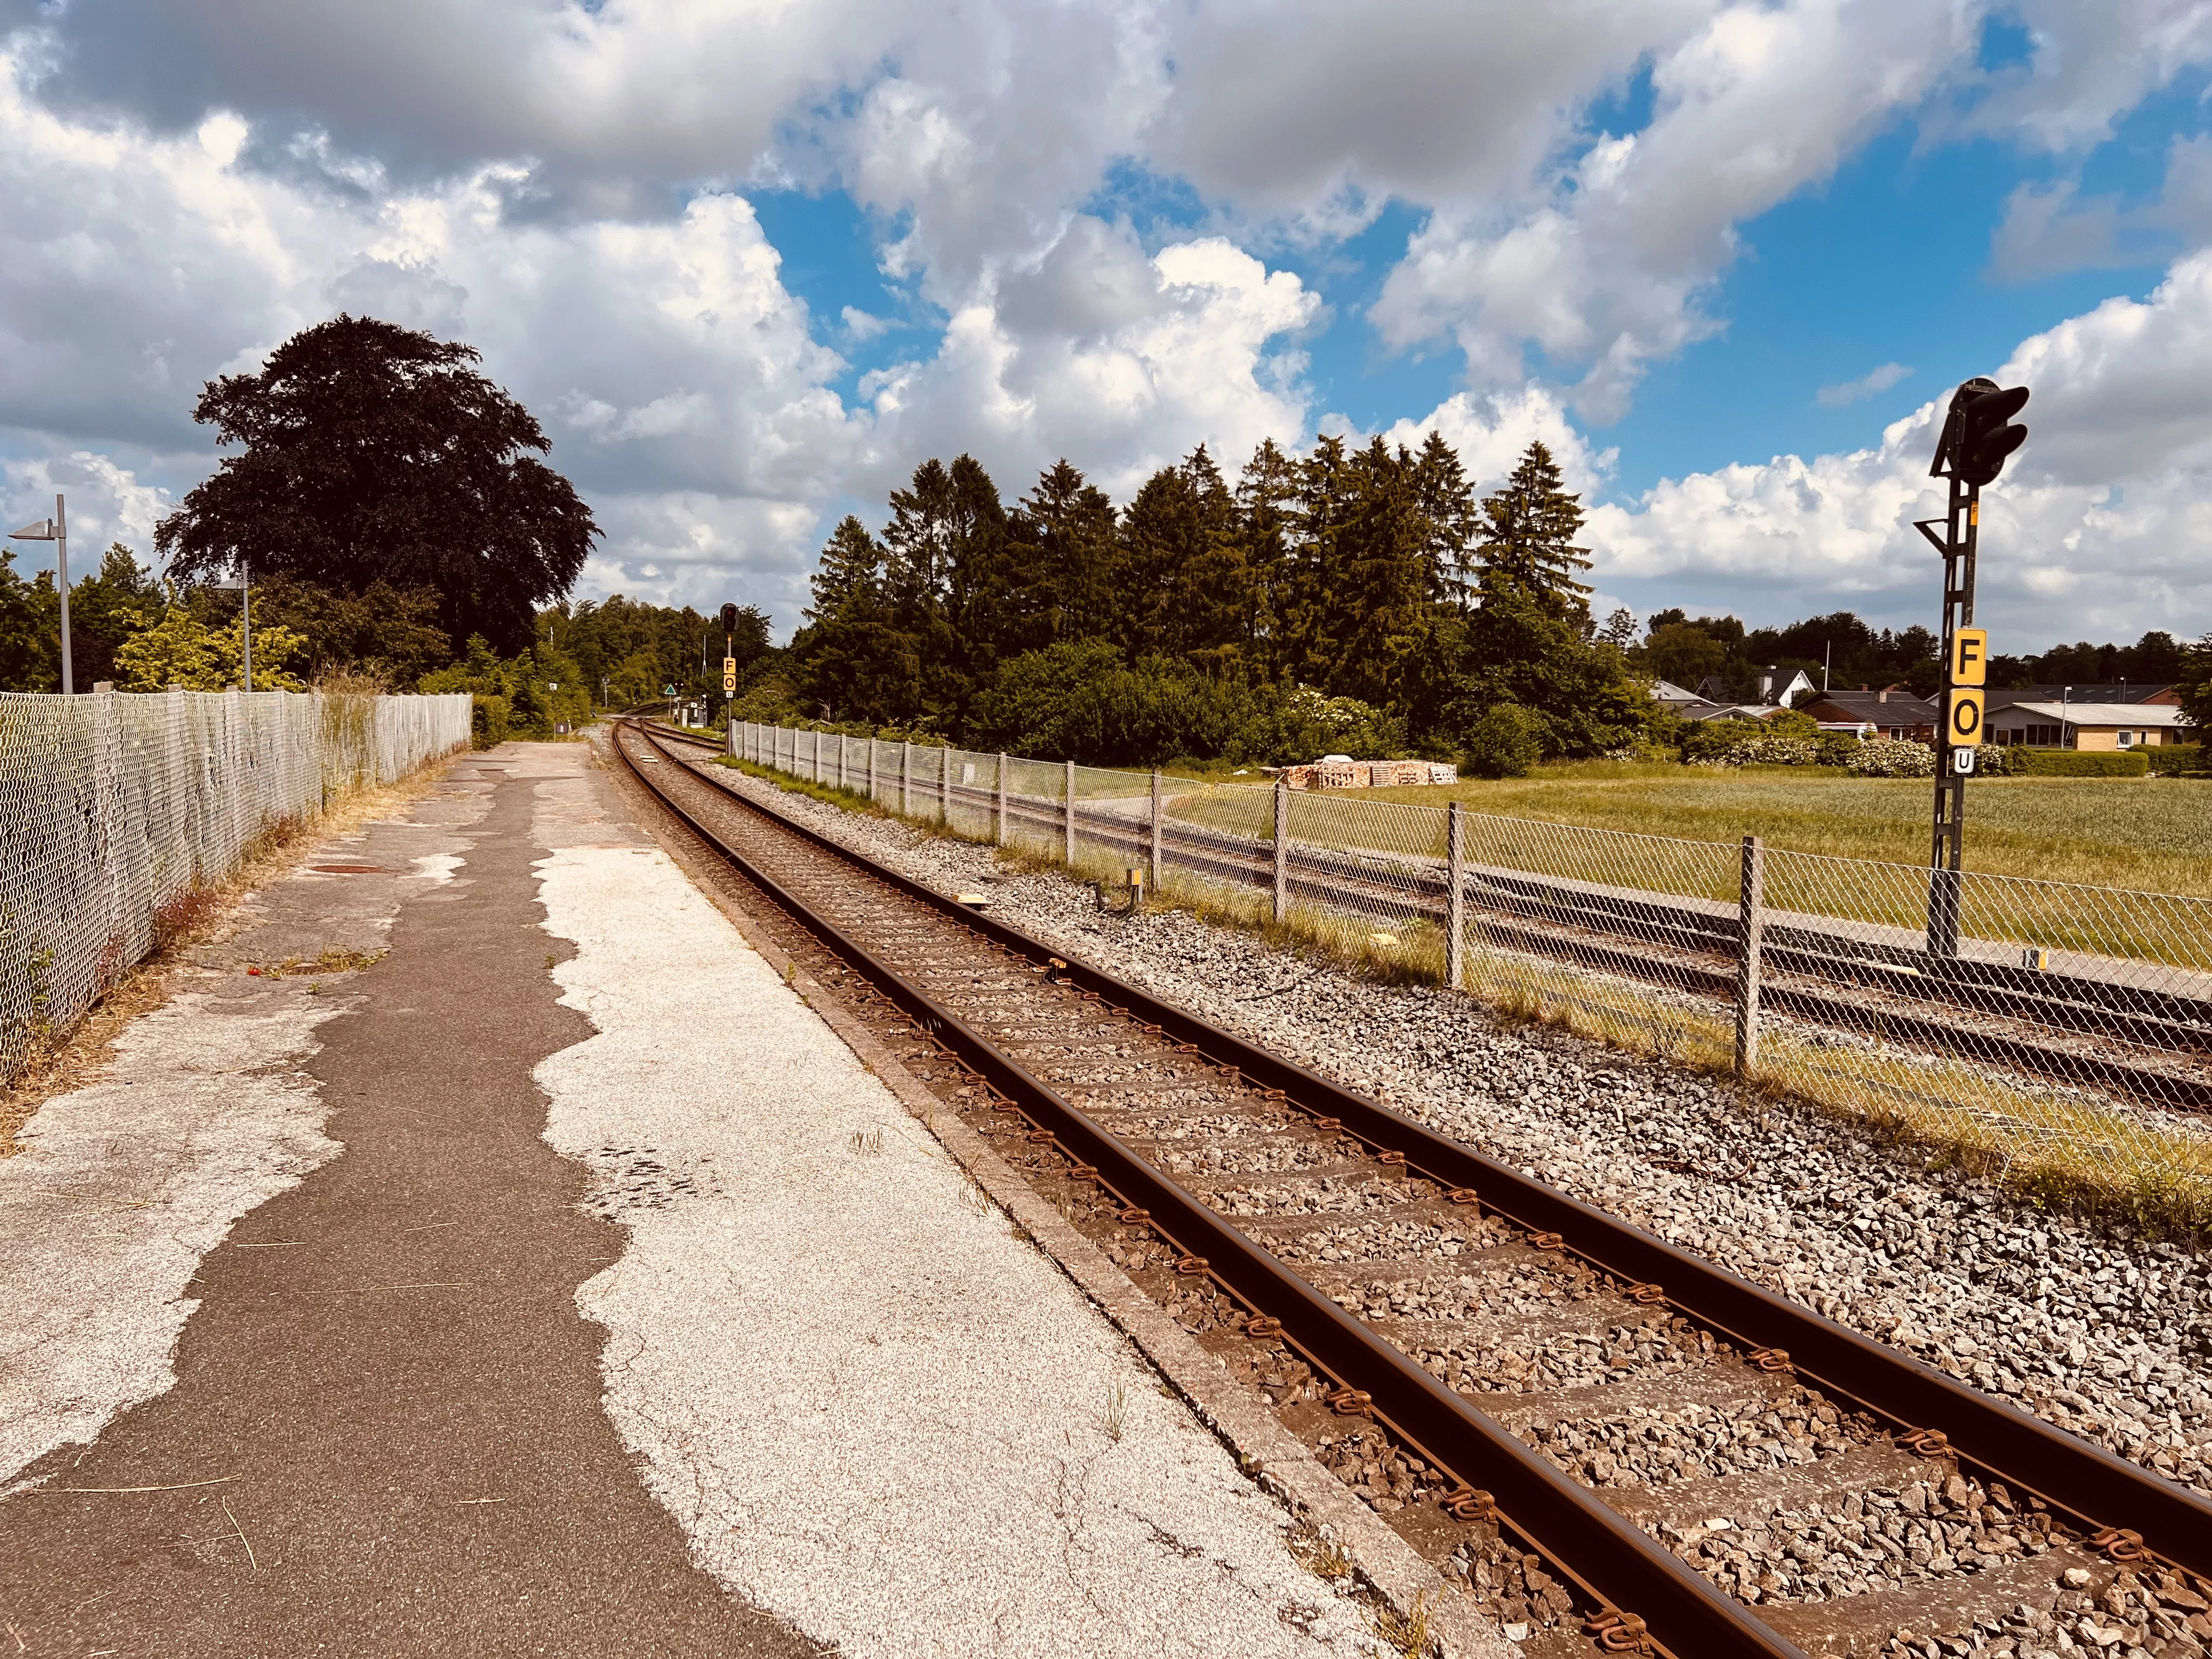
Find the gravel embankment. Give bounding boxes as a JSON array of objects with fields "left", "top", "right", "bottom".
[{"left": 715, "top": 765, "right": 2212, "bottom": 1499}]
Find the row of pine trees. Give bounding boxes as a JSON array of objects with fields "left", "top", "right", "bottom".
[{"left": 785, "top": 436, "right": 1651, "bottom": 763}]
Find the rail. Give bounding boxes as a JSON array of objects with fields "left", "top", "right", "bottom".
[{"left": 626, "top": 719, "right": 2212, "bottom": 1658}]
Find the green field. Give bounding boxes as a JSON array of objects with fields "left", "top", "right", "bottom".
[
  {"left": 1360, "top": 764, "right": 2212, "bottom": 895},
  {"left": 1166, "top": 762, "right": 2210, "bottom": 897}
]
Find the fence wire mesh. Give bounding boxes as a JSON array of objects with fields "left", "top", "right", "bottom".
[
  {"left": 2, "top": 689, "right": 470, "bottom": 1082},
  {"left": 740, "top": 721, "right": 2212, "bottom": 1208}
]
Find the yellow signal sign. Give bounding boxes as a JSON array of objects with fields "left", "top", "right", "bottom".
[
  {"left": 1946, "top": 687, "right": 1985, "bottom": 745},
  {"left": 1949, "top": 627, "right": 1987, "bottom": 687},
  {"left": 723, "top": 656, "right": 737, "bottom": 695}
]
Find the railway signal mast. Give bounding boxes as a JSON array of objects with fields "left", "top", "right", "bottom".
[{"left": 1917, "top": 376, "right": 2029, "bottom": 955}]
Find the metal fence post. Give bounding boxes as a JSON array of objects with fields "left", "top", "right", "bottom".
[
  {"left": 1736, "top": 834, "right": 1764, "bottom": 1080},
  {"left": 727, "top": 720, "right": 737, "bottom": 760},
  {"left": 812, "top": 728, "right": 822, "bottom": 782},
  {"left": 996, "top": 754, "right": 1008, "bottom": 845},
  {"left": 1150, "top": 769, "right": 1163, "bottom": 891},
  {"left": 868, "top": 738, "right": 877, "bottom": 801},
  {"left": 1447, "top": 800, "right": 1466, "bottom": 991},
  {"left": 837, "top": 735, "right": 847, "bottom": 792},
  {"left": 1273, "top": 778, "right": 1289, "bottom": 923},
  {"left": 1064, "top": 758, "right": 1076, "bottom": 867},
  {"left": 901, "top": 742, "right": 911, "bottom": 815},
  {"left": 940, "top": 744, "right": 950, "bottom": 825}
]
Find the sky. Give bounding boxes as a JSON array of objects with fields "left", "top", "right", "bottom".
[{"left": 3, "top": 1, "right": 2212, "bottom": 654}]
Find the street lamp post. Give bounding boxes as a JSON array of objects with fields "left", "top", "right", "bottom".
[
  {"left": 216, "top": 561, "right": 252, "bottom": 689},
  {"left": 8, "top": 494, "right": 71, "bottom": 693}
]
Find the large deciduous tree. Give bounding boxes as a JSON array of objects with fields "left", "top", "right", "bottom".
[{"left": 154, "top": 315, "right": 598, "bottom": 654}]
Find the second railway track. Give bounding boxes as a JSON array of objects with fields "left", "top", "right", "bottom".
[{"left": 616, "top": 718, "right": 2212, "bottom": 1659}]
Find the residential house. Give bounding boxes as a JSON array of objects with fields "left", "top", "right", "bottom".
[
  {"left": 1797, "top": 687, "right": 1938, "bottom": 742},
  {"left": 1984, "top": 701, "right": 2191, "bottom": 751}
]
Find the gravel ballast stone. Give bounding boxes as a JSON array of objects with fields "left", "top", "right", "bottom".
[{"left": 715, "top": 763, "right": 2212, "bottom": 1504}]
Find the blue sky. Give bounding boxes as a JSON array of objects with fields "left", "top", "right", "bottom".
[{"left": 3, "top": 1, "right": 2212, "bottom": 650}]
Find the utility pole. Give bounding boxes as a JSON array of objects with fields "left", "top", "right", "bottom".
[{"left": 1916, "top": 377, "right": 2029, "bottom": 956}]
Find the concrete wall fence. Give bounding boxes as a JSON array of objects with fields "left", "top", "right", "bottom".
[{"left": 1, "top": 689, "right": 471, "bottom": 1080}]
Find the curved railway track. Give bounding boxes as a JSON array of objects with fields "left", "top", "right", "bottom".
[{"left": 617, "top": 718, "right": 2212, "bottom": 1659}]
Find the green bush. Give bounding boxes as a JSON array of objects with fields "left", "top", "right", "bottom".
[
  {"left": 1244, "top": 685, "right": 1404, "bottom": 766},
  {"left": 1678, "top": 718, "right": 1760, "bottom": 764},
  {"left": 1720, "top": 733, "right": 1817, "bottom": 766},
  {"left": 968, "top": 642, "right": 1412, "bottom": 767},
  {"left": 1848, "top": 737, "right": 1937, "bottom": 777},
  {"left": 1812, "top": 730, "right": 1863, "bottom": 768},
  {"left": 2010, "top": 748, "right": 2150, "bottom": 777},
  {"left": 2147, "top": 742, "right": 2205, "bottom": 776},
  {"left": 1462, "top": 704, "right": 1547, "bottom": 778}
]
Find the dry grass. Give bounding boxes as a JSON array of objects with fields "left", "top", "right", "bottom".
[
  {"left": 0, "top": 752, "right": 459, "bottom": 1155},
  {"left": 1459, "top": 943, "right": 2212, "bottom": 1236}
]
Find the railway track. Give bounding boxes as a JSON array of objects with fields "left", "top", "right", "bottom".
[
  {"left": 723, "top": 723, "right": 2212, "bottom": 1114},
  {"left": 617, "top": 719, "right": 2212, "bottom": 1659}
]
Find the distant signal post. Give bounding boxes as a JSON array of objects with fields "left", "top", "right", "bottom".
[{"left": 1917, "top": 378, "right": 2029, "bottom": 956}]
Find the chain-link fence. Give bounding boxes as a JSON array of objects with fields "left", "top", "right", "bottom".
[
  {"left": 1, "top": 689, "right": 470, "bottom": 1082},
  {"left": 732, "top": 721, "right": 2212, "bottom": 1207}
]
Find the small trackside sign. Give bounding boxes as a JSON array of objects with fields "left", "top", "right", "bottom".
[
  {"left": 1950, "top": 627, "right": 1987, "bottom": 687},
  {"left": 1946, "top": 686, "right": 1985, "bottom": 744}
]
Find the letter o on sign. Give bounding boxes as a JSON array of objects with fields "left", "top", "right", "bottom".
[{"left": 1948, "top": 689, "right": 1984, "bottom": 744}]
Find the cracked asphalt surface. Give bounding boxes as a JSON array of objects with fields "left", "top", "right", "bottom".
[{"left": 0, "top": 748, "right": 817, "bottom": 1658}]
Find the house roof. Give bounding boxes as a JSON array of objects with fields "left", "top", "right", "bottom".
[
  {"left": 1804, "top": 690, "right": 1938, "bottom": 721},
  {"left": 1649, "top": 679, "right": 1702, "bottom": 702},
  {"left": 1995, "top": 702, "right": 2189, "bottom": 727},
  {"left": 1994, "top": 683, "right": 2175, "bottom": 706}
]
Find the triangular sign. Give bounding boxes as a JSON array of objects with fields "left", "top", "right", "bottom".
[{"left": 9, "top": 518, "right": 55, "bottom": 539}]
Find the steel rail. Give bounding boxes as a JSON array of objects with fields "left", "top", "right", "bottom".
[
  {"left": 645, "top": 722, "right": 2212, "bottom": 1585},
  {"left": 618, "top": 721, "right": 1804, "bottom": 1659}
]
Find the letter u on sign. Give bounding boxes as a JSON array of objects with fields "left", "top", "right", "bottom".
[{"left": 1947, "top": 687, "right": 1984, "bottom": 743}]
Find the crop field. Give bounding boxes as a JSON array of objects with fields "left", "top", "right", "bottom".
[{"left": 1330, "top": 764, "right": 2210, "bottom": 896}]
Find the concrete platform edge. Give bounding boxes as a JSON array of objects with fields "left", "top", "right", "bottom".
[{"left": 605, "top": 742, "right": 1510, "bottom": 1659}]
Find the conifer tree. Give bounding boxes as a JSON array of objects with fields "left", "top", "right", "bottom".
[
  {"left": 1234, "top": 439, "right": 1301, "bottom": 680},
  {"left": 797, "top": 515, "right": 911, "bottom": 724},
  {"left": 1472, "top": 441, "right": 1592, "bottom": 616},
  {"left": 1328, "top": 438, "right": 1430, "bottom": 710},
  {"left": 1013, "top": 460, "right": 1118, "bottom": 646}
]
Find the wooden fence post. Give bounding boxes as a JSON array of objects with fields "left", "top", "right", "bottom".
[
  {"left": 1736, "top": 834, "right": 1765, "bottom": 1079},
  {"left": 1150, "top": 770, "right": 1163, "bottom": 893},
  {"left": 1447, "top": 800, "right": 1466, "bottom": 991},
  {"left": 1273, "top": 778, "right": 1290, "bottom": 923}
]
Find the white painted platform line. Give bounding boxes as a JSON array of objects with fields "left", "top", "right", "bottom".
[
  {"left": 534, "top": 843, "right": 1384, "bottom": 1659},
  {"left": 0, "top": 988, "right": 342, "bottom": 1487}
]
